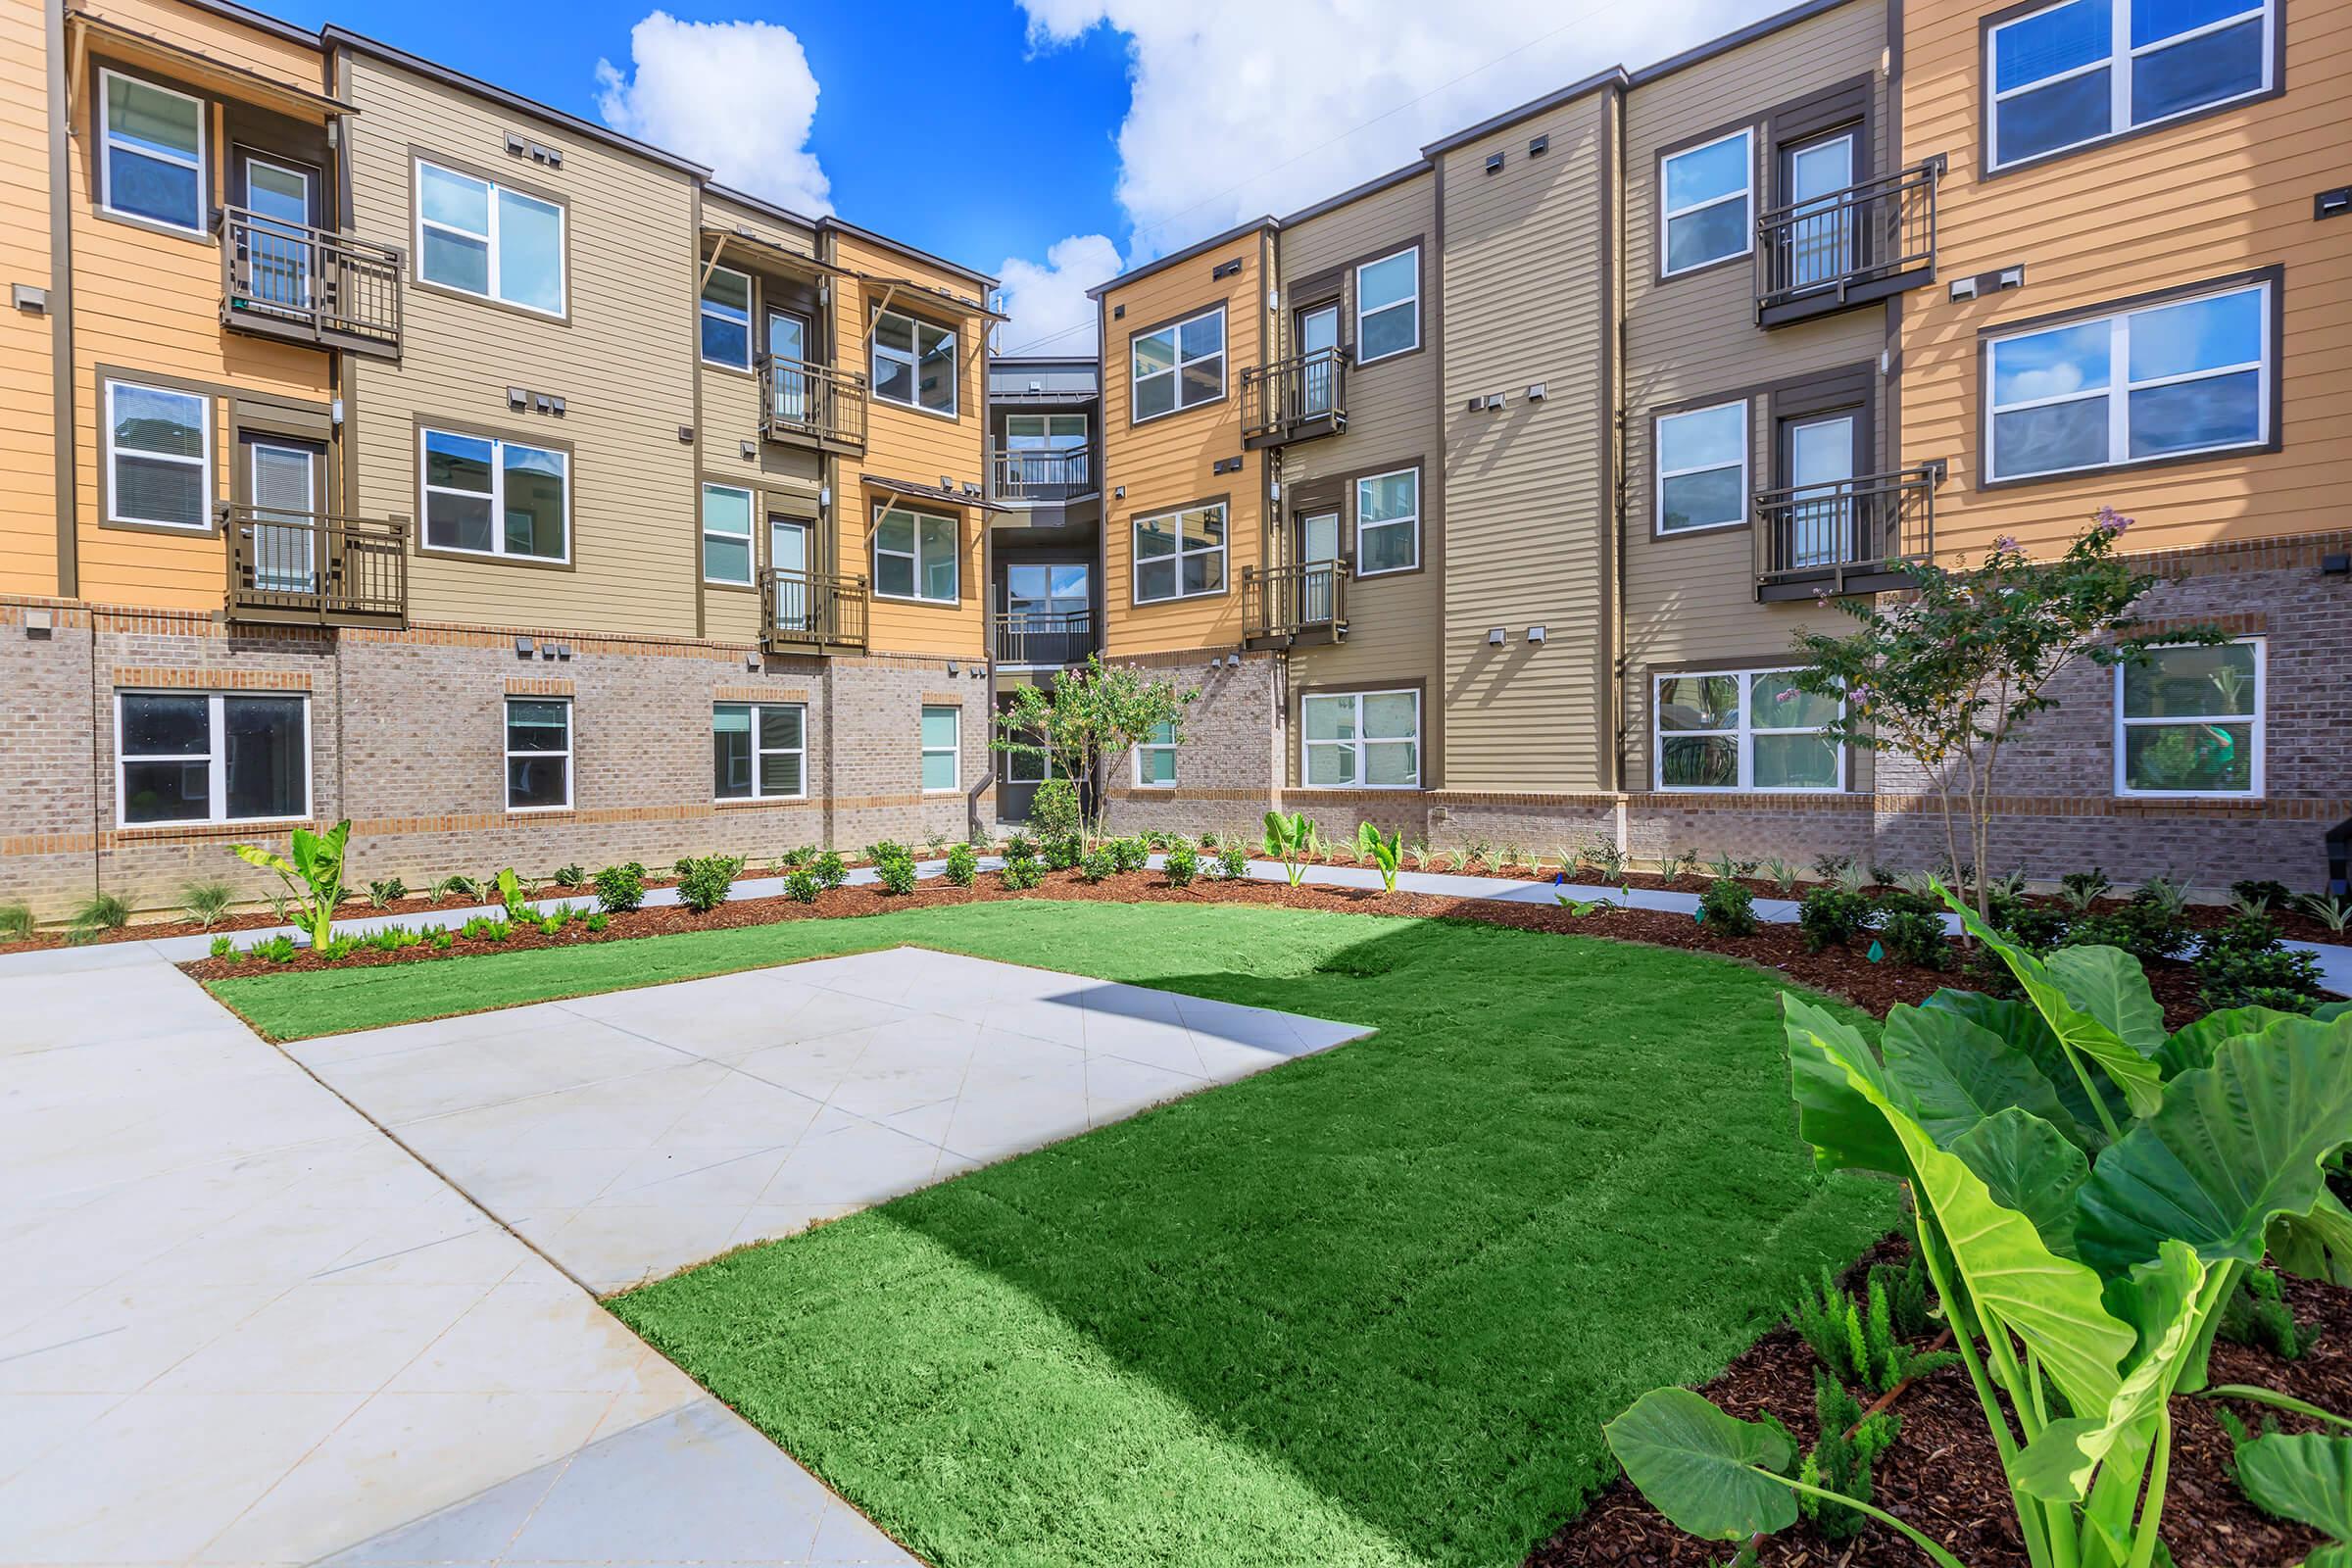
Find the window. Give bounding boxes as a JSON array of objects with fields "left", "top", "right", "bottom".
[
  {"left": 701, "top": 266, "right": 753, "bottom": 369},
  {"left": 920, "top": 705, "right": 959, "bottom": 792},
  {"left": 1654, "top": 670, "right": 1842, "bottom": 792},
  {"left": 116, "top": 691, "right": 308, "bottom": 827},
  {"left": 1661, "top": 127, "right": 1752, "bottom": 276},
  {"left": 874, "top": 505, "right": 957, "bottom": 602},
  {"left": 1133, "top": 502, "right": 1226, "bottom": 603},
  {"left": 1987, "top": 0, "right": 2274, "bottom": 171},
  {"left": 99, "top": 71, "right": 205, "bottom": 233},
  {"left": 505, "top": 698, "right": 570, "bottom": 811},
  {"left": 1655, "top": 401, "right": 1748, "bottom": 533},
  {"left": 1131, "top": 306, "right": 1225, "bottom": 421},
  {"left": 713, "top": 702, "right": 806, "bottom": 800},
  {"left": 105, "top": 379, "right": 210, "bottom": 529},
  {"left": 871, "top": 308, "right": 956, "bottom": 416},
  {"left": 1005, "top": 734, "right": 1057, "bottom": 784},
  {"left": 2116, "top": 640, "right": 2262, "bottom": 797},
  {"left": 1985, "top": 280, "right": 2269, "bottom": 481},
  {"left": 416, "top": 160, "right": 564, "bottom": 315},
  {"left": 420, "top": 427, "right": 568, "bottom": 561},
  {"left": 1301, "top": 690, "right": 1419, "bottom": 789},
  {"left": 1135, "top": 720, "right": 1179, "bottom": 787},
  {"left": 1004, "top": 414, "right": 1088, "bottom": 448},
  {"left": 1354, "top": 247, "right": 1419, "bottom": 362},
  {"left": 702, "top": 483, "right": 753, "bottom": 584},
  {"left": 1354, "top": 467, "right": 1420, "bottom": 575}
]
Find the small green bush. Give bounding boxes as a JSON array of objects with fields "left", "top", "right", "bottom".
[
  {"left": 1109, "top": 836, "right": 1150, "bottom": 874},
  {"left": 777, "top": 845, "right": 814, "bottom": 870},
  {"left": 863, "top": 840, "right": 909, "bottom": 866},
  {"left": 209, "top": 934, "right": 235, "bottom": 958},
  {"left": 594, "top": 862, "right": 647, "bottom": 913},
  {"left": 2215, "top": 1265, "right": 2313, "bottom": 1358},
  {"left": 2230, "top": 877, "right": 2291, "bottom": 908},
  {"left": 431, "top": 927, "right": 456, "bottom": 950},
  {"left": 0, "top": 902, "right": 36, "bottom": 941},
  {"left": 1078, "top": 846, "right": 1116, "bottom": 884},
  {"left": 1030, "top": 777, "right": 1082, "bottom": 843},
  {"left": 2194, "top": 912, "right": 2325, "bottom": 1012},
  {"left": 811, "top": 851, "right": 849, "bottom": 890},
  {"left": 365, "top": 877, "right": 408, "bottom": 908},
  {"left": 675, "top": 855, "right": 746, "bottom": 914},
  {"left": 1986, "top": 889, "right": 2068, "bottom": 951},
  {"left": 585, "top": 910, "right": 610, "bottom": 932},
  {"left": 1796, "top": 885, "right": 1873, "bottom": 952},
  {"left": 1044, "top": 834, "right": 1084, "bottom": 871},
  {"left": 1217, "top": 837, "right": 1251, "bottom": 880},
  {"left": 540, "top": 913, "right": 564, "bottom": 936},
  {"left": 1163, "top": 843, "right": 1198, "bottom": 886},
  {"left": 319, "top": 935, "right": 359, "bottom": 961},
  {"left": 1876, "top": 905, "right": 1949, "bottom": 970},
  {"left": 551, "top": 863, "right": 586, "bottom": 889},
  {"left": 999, "top": 854, "right": 1044, "bottom": 891},
  {"left": 1004, "top": 831, "right": 1038, "bottom": 860},
  {"left": 434, "top": 873, "right": 483, "bottom": 902},
  {"left": 783, "top": 868, "right": 820, "bottom": 904},
  {"left": 180, "top": 880, "right": 234, "bottom": 927},
  {"left": 68, "top": 892, "right": 130, "bottom": 945},
  {"left": 1795, "top": 1372, "right": 1901, "bottom": 1542},
  {"left": 875, "top": 853, "right": 919, "bottom": 896},
  {"left": 944, "top": 843, "right": 979, "bottom": 887},
  {"left": 257, "top": 934, "right": 298, "bottom": 963},
  {"left": 461, "top": 916, "right": 512, "bottom": 943},
  {"left": 1697, "top": 877, "right": 1757, "bottom": 935}
]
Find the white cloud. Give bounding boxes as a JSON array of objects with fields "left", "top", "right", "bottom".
[
  {"left": 595, "top": 12, "right": 832, "bottom": 217},
  {"left": 1021, "top": 0, "right": 1788, "bottom": 260},
  {"left": 996, "top": 232, "right": 1125, "bottom": 356}
]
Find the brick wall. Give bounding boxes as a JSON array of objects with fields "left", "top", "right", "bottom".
[{"left": 1102, "top": 655, "right": 1280, "bottom": 838}]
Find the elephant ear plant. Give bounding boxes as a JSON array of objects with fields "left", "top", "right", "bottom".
[
  {"left": 1356, "top": 822, "right": 1402, "bottom": 895},
  {"left": 1604, "top": 878, "right": 2352, "bottom": 1568},
  {"left": 231, "top": 819, "right": 352, "bottom": 950},
  {"left": 1262, "top": 812, "right": 1321, "bottom": 888}
]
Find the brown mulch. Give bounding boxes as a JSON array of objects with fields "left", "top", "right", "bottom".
[{"left": 1530, "top": 1248, "right": 2352, "bottom": 1568}]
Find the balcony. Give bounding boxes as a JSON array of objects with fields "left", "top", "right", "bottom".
[
  {"left": 993, "top": 609, "right": 1095, "bottom": 669},
  {"left": 1242, "top": 559, "right": 1348, "bottom": 648},
  {"left": 760, "top": 358, "right": 867, "bottom": 455},
  {"left": 223, "top": 507, "right": 408, "bottom": 628},
  {"left": 990, "top": 448, "right": 1095, "bottom": 504},
  {"left": 220, "top": 208, "right": 404, "bottom": 358},
  {"left": 760, "top": 566, "right": 868, "bottom": 653},
  {"left": 1240, "top": 348, "right": 1347, "bottom": 449},
  {"left": 1754, "top": 159, "right": 1942, "bottom": 328},
  {"left": 1752, "top": 464, "right": 1942, "bottom": 602}
]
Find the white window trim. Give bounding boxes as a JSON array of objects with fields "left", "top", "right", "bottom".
[
  {"left": 98, "top": 69, "right": 207, "bottom": 235},
  {"left": 1131, "top": 502, "right": 1228, "bottom": 605},
  {"left": 870, "top": 307, "right": 959, "bottom": 419},
  {"left": 1352, "top": 245, "right": 1420, "bottom": 364},
  {"left": 1299, "top": 689, "right": 1422, "bottom": 791},
  {"left": 1653, "top": 399, "right": 1750, "bottom": 536},
  {"left": 1652, "top": 668, "right": 1845, "bottom": 794},
  {"left": 1130, "top": 305, "right": 1227, "bottom": 424},
  {"left": 700, "top": 264, "right": 754, "bottom": 371},
  {"left": 920, "top": 705, "right": 960, "bottom": 793},
  {"left": 418, "top": 425, "right": 571, "bottom": 564},
  {"left": 414, "top": 159, "right": 566, "bottom": 318},
  {"left": 1659, "top": 126, "right": 1753, "bottom": 278},
  {"left": 872, "top": 504, "right": 959, "bottom": 605},
  {"left": 504, "top": 696, "right": 572, "bottom": 813},
  {"left": 1353, "top": 466, "right": 1421, "bottom": 575},
  {"left": 114, "top": 690, "right": 312, "bottom": 829},
  {"left": 701, "top": 482, "right": 754, "bottom": 585},
  {"left": 1986, "top": 0, "right": 2274, "bottom": 172},
  {"left": 2113, "top": 639, "right": 2266, "bottom": 800},
  {"left": 104, "top": 377, "right": 212, "bottom": 530},
  {"left": 712, "top": 701, "right": 808, "bottom": 803},
  {"left": 1133, "top": 723, "right": 1178, "bottom": 788},
  {"left": 1984, "top": 280, "right": 2271, "bottom": 483}
]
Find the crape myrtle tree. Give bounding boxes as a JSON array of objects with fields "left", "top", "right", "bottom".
[
  {"left": 1785, "top": 509, "right": 2224, "bottom": 926},
  {"left": 992, "top": 654, "right": 1200, "bottom": 837}
]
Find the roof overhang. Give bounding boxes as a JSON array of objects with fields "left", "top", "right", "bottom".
[
  {"left": 69, "top": 10, "right": 352, "bottom": 122},
  {"left": 860, "top": 473, "right": 1013, "bottom": 514}
]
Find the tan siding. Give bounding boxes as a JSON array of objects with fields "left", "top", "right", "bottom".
[
  {"left": 1899, "top": 0, "right": 2352, "bottom": 560},
  {"left": 0, "top": 0, "right": 57, "bottom": 595},
  {"left": 84, "top": 0, "right": 321, "bottom": 90}
]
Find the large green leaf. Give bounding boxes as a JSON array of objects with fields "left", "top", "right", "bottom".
[
  {"left": 2317, "top": 1001, "right": 2351, "bottom": 1024},
  {"left": 1783, "top": 995, "right": 1906, "bottom": 1177},
  {"left": 2231, "top": 1430, "right": 2352, "bottom": 1546},
  {"left": 1950, "top": 1108, "right": 2090, "bottom": 1258},
  {"left": 2154, "top": 1005, "right": 2303, "bottom": 1080},
  {"left": 1884, "top": 1004, "right": 2076, "bottom": 1149},
  {"left": 1939, "top": 896, "right": 2165, "bottom": 1119},
  {"left": 2046, "top": 945, "right": 2168, "bottom": 1059},
  {"left": 1925, "top": 990, "right": 2113, "bottom": 1152},
  {"left": 1603, "top": 1388, "right": 1797, "bottom": 1543},
  {"left": 2268, "top": 1187, "right": 2352, "bottom": 1287},
  {"left": 2077, "top": 1015, "right": 2352, "bottom": 1277}
]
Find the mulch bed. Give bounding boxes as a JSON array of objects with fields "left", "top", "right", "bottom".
[{"left": 1530, "top": 1242, "right": 2352, "bottom": 1568}]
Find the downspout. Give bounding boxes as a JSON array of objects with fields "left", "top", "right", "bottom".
[
  {"left": 1607, "top": 83, "right": 1632, "bottom": 854},
  {"left": 967, "top": 312, "right": 994, "bottom": 842},
  {"left": 48, "top": 0, "right": 75, "bottom": 599}
]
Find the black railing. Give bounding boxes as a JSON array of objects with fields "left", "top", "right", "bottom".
[
  {"left": 224, "top": 506, "right": 408, "bottom": 625},
  {"left": 1244, "top": 559, "right": 1348, "bottom": 641},
  {"left": 990, "top": 448, "right": 1094, "bottom": 502},
  {"left": 993, "top": 609, "right": 1094, "bottom": 667},
  {"left": 220, "top": 208, "right": 403, "bottom": 356},
  {"left": 1752, "top": 465, "right": 1940, "bottom": 599},
  {"left": 761, "top": 566, "right": 868, "bottom": 649},
  {"left": 760, "top": 357, "right": 868, "bottom": 451},
  {"left": 1755, "top": 160, "right": 1941, "bottom": 323},
  {"left": 1240, "top": 348, "right": 1347, "bottom": 446}
]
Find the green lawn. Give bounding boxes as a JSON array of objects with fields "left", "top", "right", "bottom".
[{"left": 212, "top": 904, "right": 1894, "bottom": 1567}]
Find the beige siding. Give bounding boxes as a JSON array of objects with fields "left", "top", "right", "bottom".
[
  {"left": 1437, "top": 91, "right": 1614, "bottom": 792},
  {"left": 0, "top": 0, "right": 56, "bottom": 595},
  {"left": 341, "top": 50, "right": 700, "bottom": 638}
]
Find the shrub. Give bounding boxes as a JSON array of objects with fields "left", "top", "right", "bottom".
[
  {"left": 2057, "top": 866, "right": 2112, "bottom": 911},
  {"left": 1109, "top": 836, "right": 1150, "bottom": 874},
  {"left": 1163, "top": 843, "right": 1198, "bottom": 886},
  {"left": 1875, "top": 897, "right": 1949, "bottom": 970},
  {"left": 1795, "top": 1372, "right": 1901, "bottom": 1542},
  {"left": 999, "top": 854, "right": 1044, "bottom": 891},
  {"left": 1579, "top": 836, "right": 1629, "bottom": 884},
  {"left": 209, "top": 934, "right": 235, "bottom": 958},
  {"left": 2230, "top": 877, "right": 2291, "bottom": 908},
  {"left": 874, "top": 852, "right": 919, "bottom": 896},
  {"left": 248, "top": 933, "right": 295, "bottom": 962},
  {"left": 540, "top": 913, "right": 564, "bottom": 936},
  {"left": 594, "top": 861, "right": 647, "bottom": 914},
  {"left": 366, "top": 877, "right": 408, "bottom": 908},
  {"left": 180, "top": 881, "right": 234, "bottom": 928},
  {"left": 2195, "top": 913, "right": 2326, "bottom": 1012},
  {"left": 1757, "top": 857, "right": 1800, "bottom": 897},
  {"left": 775, "top": 845, "right": 813, "bottom": 870},
  {"left": 1077, "top": 846, "right": 1116, "bottom": 884},
  {"left": 433, "top": 873, "right": 483, "bottom": 902},
  {"left": 0, "top": 903, "right": 33, "bottom": 941},
  {"left": 430, "top": 927, "right": 455, "bottom": 950},
  {"left": 811, "top": 851, "right": 849, "bottom": 890},
  {"left": 1262, "top": 812, "right": 1321, "bottom": 888},
  {"left": 551, "top": 863, "right": 586, "bottom": 889},
  {"left": 319, "top": 934, "right": 359, "bottom": 961},
  {"left": 584, "top": 910, "right": 609, "bottom": 932},
  {"left": 924, "top": 832, "right": 950, "bottom": 858},
  {"left": 1030, "top": 777, "right": 1082, "bottom": 843},
  {"left": 1697, "top": 877, "right": 1758, "bottom": 935},
  {"left": 1217, "top": 836, "right": 1251, "bottom": 881},
  {"left": 1986, "top": 887, "right": 2068, "bottom": 951},
  {"left": 2062, "top": 890, "right": 2193, "bottom": 962},
  {"left": 1044, "top": 834, "right": 1084, "bottom": 871},
  {"left": 67, "top": 892, "right": 130, "bottom": 945},
  {"left": 783, "top": 868, "right": 820, "bottom": 904},
  {"left": 675, "top": 854, "right": 745, "bottom": 914},
  {"left": 2293, "top": 892, "right": 2352, "bottom": 938},
  {"left": 1795, "top": 885, "right": 1873, "bottom": 952},
  {"left": 944, "top": 843, "right": 979, "bottom": 887},
  {"left": 1004, "top": 832, "right": 1038, "bottom": 860},
  {"left": 863, "top": 840, "right": 908, "bottom": 866},
  {"left": 461, "top": 916, "right": 511, "bottom": 942},
  {"left": 2215, "top": 1264, "right": 2313, "bottom": 1359}
]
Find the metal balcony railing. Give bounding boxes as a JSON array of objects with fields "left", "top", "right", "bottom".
[
  {"left": 993, "top": 609, "right": 1094, "bottom": 667},
  {"left": 1240, "top": 347, "right": 1347, "bottom": 447},
  {"left": 1243, "top": 558, "right": 1348, "bottom": 643},
  {"left": 1752, "top": 465, "right": 1941, "bottom": 600},
  {"left": 760, "top": 566, "right": 868, "bottom": 650},
  {"left": 760, "top": 357, "right": 868, "bottom": 452},
  {"left": 220, "top": 208, "right": 404, "bottom": 357},
  {"left": 990, "top": 448, "right": 1094, "bottom": 502},
  {"left": 1755, "top": 160, "right": 1942, "bottom": 325},
  {"left": 223, "top": 506, "right": 408, "bottom": 626}
]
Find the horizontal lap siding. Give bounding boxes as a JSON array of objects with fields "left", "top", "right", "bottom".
[
  {"left": 343, "top": 54, "right": 699, "bottom": 638},
  {"left": 0, "top": 0, "right": 55, "bottom": 595},
  {"left": 1899, "top": 0, "right": 2352, "bottom": 560},
  {"left": 1438, "top": 95, "right": 1612, "bottom": 792},
  {"left": 96, "top": 0, "right": 322, "bottom": 88}
]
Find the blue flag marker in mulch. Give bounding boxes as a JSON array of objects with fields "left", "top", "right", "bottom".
[
  {"left": 1554, "top": 872, "right": 1564, "bottom": 886},
  {"left": 1867, "top": 940, "right": 1885, "bottom": 962}
]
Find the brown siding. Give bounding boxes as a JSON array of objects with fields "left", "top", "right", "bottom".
[{"left": 0, "top": 0, "right": 57, "bottom": 596}]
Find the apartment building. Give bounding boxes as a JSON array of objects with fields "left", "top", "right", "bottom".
[
  {"left": 1091, "top": 0, "right": 2349, "bottom": 888},
  {"left": 0, "top": 0, "right": 1004, "bottom": 915}
]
